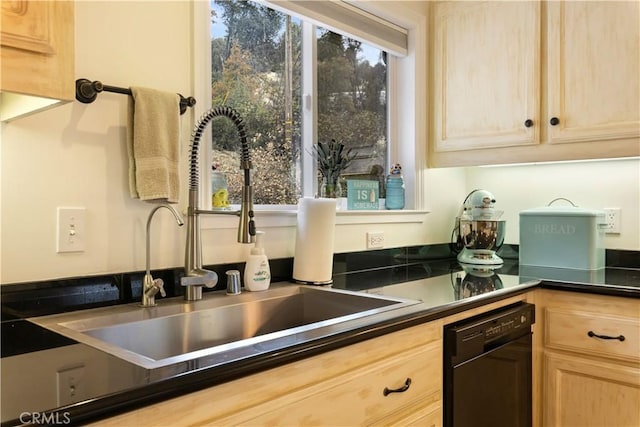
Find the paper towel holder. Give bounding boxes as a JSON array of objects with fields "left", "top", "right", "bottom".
[{"left": 292, "top": 197, "right": 336, "bottom": 286}]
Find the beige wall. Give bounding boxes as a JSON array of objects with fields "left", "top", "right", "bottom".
[
  {"left": 466, "top": 158, "right": 640, "bottom": 250},
  {"left": 1, "top": 1, "right": 637, "bottom": 285},
  {"left": 467, "top": 159, "right": 640, "bottom": 251}
]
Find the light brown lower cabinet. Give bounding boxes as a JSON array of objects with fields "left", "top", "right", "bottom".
[
  {"left": 539, "top": 290, "right": 640, "bottom": 427},
  {"left": 90, "top": 320, "right": 444, "bottom": 427},
  {"left": 234, "top": 343, "right": 441, "bottom": 426},
  {"left": 544, "top": 351, "right": 640, "bottom": 427}
]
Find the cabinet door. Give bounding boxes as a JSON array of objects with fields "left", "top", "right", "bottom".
[
  {"left": 1, "top": 0, "right": 54, "bottom": 54},
  {"left": 547, "top": 1, "right": 640, "bottom": 145},
  {"left": 543, "top": 351, "right": 640, "bottom": 427},
  {"left": 1, "top": 1, "right": 74, "bottom": 101},
  {"left": 431, "top": 1, "right": 540, "bottom": 152}
]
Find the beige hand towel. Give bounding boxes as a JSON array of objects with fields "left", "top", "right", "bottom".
[{"left": 127, "top": 87, "right": 181, "bottom": 203}]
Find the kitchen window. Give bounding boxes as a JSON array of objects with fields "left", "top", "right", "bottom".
[{"left": 207, "top": 0, "right": 417, "bottom": 209}]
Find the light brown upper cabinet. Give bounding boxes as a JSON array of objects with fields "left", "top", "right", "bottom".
[
  {"left": 429, "top": 1, "right": 640, "bottom": 167},
  {"left": 1, "top": 0, "right": 75, "bottom": 121}
]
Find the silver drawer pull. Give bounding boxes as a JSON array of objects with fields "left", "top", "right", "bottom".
[
  {"left": 588, "top": 331, "right": 625, "bottom": 342},
  {"left": 383, "top": 378, "right": 411, "bottom": 396}
]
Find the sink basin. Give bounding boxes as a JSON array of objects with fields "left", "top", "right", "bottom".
[
  {"left": 75, "top": 287, "right": 399, "bottom": 360},
  {"left": 30, "top": 284, "right": 421, "bottom": 374}
]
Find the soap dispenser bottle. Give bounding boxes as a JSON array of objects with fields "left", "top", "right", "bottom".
[{"left": 244, "top": 231, "right": 271, "bottom": 291}]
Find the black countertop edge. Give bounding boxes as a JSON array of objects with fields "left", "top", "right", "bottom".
[
  {"left": 539, "top": 280, "right": 640, "bottom": 298},
  {"left": 2, "top": 283, "right": 542, "bottom": 427}
]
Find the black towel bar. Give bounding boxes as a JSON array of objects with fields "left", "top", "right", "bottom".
[{"left": 75, "top": 78, "right": 196, "bottom": 115}]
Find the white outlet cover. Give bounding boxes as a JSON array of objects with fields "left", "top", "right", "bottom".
[
  {"left": 367, "top": 231, "right": 385, "bottom": 249},
  {"left": 604, "top": 208, "right": 621, "bottom": 234}
]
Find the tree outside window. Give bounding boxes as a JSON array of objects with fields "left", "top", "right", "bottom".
[{"left": 210, "top": 0, "right": 388, "bottom": 205}]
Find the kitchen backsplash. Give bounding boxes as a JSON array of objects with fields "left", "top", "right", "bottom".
[{"left": 1, "top": 245, "right": 638, "bottom": 321}]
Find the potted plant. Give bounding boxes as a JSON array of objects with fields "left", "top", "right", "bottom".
[{"left": 312, "top": 139, "right": 357, "bottom": 198}]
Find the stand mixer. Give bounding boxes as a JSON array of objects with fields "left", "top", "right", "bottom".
[{"left": 454, "top": 189, "right": 505, "bottom": 265}]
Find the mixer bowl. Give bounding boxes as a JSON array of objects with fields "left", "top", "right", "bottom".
[{"left": 459, "top": 219, "right": 506, "bottom": 250}]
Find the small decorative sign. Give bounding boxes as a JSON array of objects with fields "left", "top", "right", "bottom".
[{"left": 347, "top": 180, "right": 379, "bottom": 210}]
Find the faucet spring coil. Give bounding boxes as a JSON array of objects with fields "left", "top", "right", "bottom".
[{"left": 188, "top": 106, "right": 251, "bottom": 191}]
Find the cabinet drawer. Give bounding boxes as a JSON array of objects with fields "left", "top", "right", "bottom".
[
  {"left": 240, "top": 342, "right": 441, "bottom": 426},
  {"left": 545, "top": 308, "right": 640, "bottom": 362}
]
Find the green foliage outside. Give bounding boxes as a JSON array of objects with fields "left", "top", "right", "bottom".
[{"left": 210, "top": 0, "right": 387, "bottom": 205}]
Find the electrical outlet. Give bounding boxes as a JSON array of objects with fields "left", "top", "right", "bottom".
[
  {"left": 57, "top": 207, "right": 86, "bottom": 253},
  {"left": 604, "top": 208, "right": 621, "bottom": 234},
  {"left": 57, "top": 365, "right": 86, "bottom": 406},
  {"left": 367, "top": 231, "right": 384, "bottom": 249}
]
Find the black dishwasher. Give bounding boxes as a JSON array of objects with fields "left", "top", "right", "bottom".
[{"left": 444, "top": 302, "right": 535, "bottom": 427}]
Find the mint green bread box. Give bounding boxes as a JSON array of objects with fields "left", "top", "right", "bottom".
[{"left": 519, "top": 205, "right": 606, "bottom": 270}]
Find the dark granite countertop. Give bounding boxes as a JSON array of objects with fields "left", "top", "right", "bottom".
[{"left": 1, "top": 263, "right": 638, "bottom": 426}]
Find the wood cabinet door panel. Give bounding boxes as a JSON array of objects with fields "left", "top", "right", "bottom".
[
  {"left": 543, "top": 351, "right": 640, "bottom": 427},
  {"left": 1, "top": 1, "right": 53, "bottom": 54},
  {"left": 432, "top": 1, "right": 540, "bottom": 152},
  {"left": 1, "top": 0, "right": 74, "bottom": 102},
  {"left": 547, "top": 1, "right": 640, "bottom": 144}
]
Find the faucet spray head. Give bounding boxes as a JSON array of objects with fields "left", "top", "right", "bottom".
[{"left": 238, "top": 184, "right": 256, "bottom": 243}]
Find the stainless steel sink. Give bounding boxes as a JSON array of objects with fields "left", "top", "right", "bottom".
[
  {"left": 30, "top": 284, "right": 422, "bottom": 376},
  {"left": 75, "top": 287, "right": 399, "bottom": 360}
]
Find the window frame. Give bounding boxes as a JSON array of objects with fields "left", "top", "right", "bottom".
[{"left": 194, "top": 0, "right": 427, "bottom": 228}]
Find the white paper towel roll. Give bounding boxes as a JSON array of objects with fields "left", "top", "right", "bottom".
[{"left": 292, "top": 197, "right": 337, "bottom": 284}]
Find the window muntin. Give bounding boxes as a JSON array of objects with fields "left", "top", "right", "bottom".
[{"left": 210, "top": 0, "right": 388, "bottom": 205}]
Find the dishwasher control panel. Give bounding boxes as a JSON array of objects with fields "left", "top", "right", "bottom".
[
  {"left": 445, "top": 302, "right": 535, "bottom": 363},
  {"left": 484, "top": 310, "right": 531, "bottom": 339}
]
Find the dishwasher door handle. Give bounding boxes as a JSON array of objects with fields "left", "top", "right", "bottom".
[{"left": 383, "top": 378, "right": 412, "bottom": 396}]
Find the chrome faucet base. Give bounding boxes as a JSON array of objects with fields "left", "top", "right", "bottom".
[
  {"left": 185, "top": 286, "right": 203, "bottom": 301},
  {"left": 141, "top": 274, "right": 165, "bottom": 307}
]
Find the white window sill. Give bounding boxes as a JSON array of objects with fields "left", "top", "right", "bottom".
[{"left": 200, "top": 206, "right": 429, "bottom": 229}]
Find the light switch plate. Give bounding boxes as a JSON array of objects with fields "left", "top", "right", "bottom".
[
  {"left": 57, "top": 365, "right": 86, "bottom": 406},
  {"left": 56, "top": 207, "right": 86, "bottom": 253}
]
